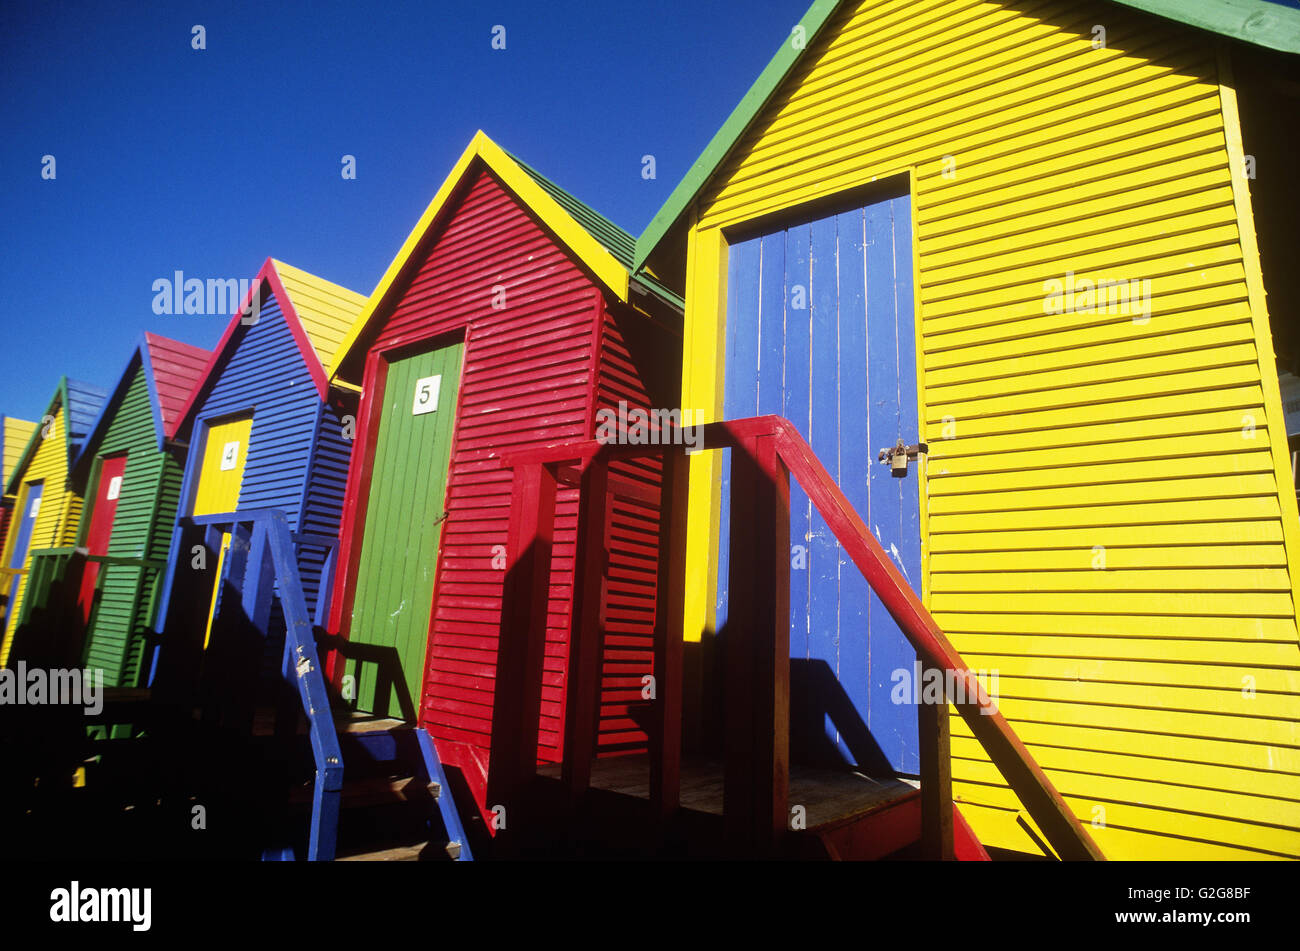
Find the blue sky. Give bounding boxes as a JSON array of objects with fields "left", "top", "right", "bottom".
[{"left": 0, "top": 0, "right": 801, "bottom": 422}]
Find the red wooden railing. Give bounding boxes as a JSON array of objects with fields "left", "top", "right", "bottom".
[{"left": 490, "top": 415, "right": 1105, "bottom": 861}]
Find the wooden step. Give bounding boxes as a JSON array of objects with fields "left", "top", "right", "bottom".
[{"left": 287, "top": 775, "right": 438, "bottom": 809}]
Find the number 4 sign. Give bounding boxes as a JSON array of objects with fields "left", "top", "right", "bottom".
[
  {"left": 220, "top": 441, "right": 240, "bottom": 471},
  {"left": 413, "top": 375, "right": 441, "bottom": 416}
]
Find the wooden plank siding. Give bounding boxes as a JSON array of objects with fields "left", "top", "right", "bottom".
[
  {"left": 1, "top": 381, "right": 106, "bottom": 665},
  {"left": 157, "top": 262, "right": 364, "bottom": 678},
  {"left": 0, "top": 417, "right": 38, "bottom": 565},
  {"left": 80, "top": 363, "right": 179, "bottom": 686},
  {"left": 358, "top": 169, "right": 595, "bottom": 764},
  {"left": 328, "top": 149, "right": 682, "bottom": 812},
  {"left": 674, "top": 0, "right": 1300, "bottom": 858}
]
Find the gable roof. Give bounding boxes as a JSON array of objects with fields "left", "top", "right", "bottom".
[
  {"left": 2, "top": 418, "right": 37, "bottom": 500},
  {"left": 144, "top": 332, "right": 212, "bottom": 439},
  {"left": 172, "top": 257, "right": 366, "bottom": 441},
  {"left": 328, "top": 130, "right": 683, "bottom": 385},
  {"left": 633, "top": 0, "right": 1300, "bottom": 274},
  {"left": 68, "top": 333, "right": 211, "bottom": 486},
  {"left": 5, "top": 377, "right": 108, "bottom": 496}
]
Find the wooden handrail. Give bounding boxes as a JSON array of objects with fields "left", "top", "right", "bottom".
[{"left": 493, "top": 415, "right": 1104, "bottom": 861}]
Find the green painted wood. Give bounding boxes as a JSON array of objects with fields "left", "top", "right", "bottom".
[
  {"left": 348, "top": 342, "right": 463, "bottom": 717},
  {"left": 80, "top": 364, "right": 183, "bottom": 688}
]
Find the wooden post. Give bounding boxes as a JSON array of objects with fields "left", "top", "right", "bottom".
[
  {"left": 562, "top": 454, "right": 609, "bottom": 801},
  {"left": 650, "top": 446, "right": 687, "bottom": 830},
  {"left": 918, "top": 658, "right": 955, "bottom": 860},
  {"left": 723, "top": 434, "right": 790, "bottom": 856},
  {"left": 486, "top": 461, "right": 557, "bottom": 838}
]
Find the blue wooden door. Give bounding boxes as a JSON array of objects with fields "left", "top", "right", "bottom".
[
  {"left": 718, "top": 194, "right": 922, "bottom": 773},
  {"left": 5, "top": 481, "right": 43, "bottom": 633}
]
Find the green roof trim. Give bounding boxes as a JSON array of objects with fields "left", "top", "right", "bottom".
[
  {"left": 1112, "top": 0, "right": 1300, "bottom": 55},
  {"left": 507, "top": 149, "right": 639, "bottom": 268},
  {"left": 506, "top": 149, "right": 685, "bottom": 310},
  {"left": 633, "top": 0, "right": 839, "bottom": 270},
  {"left": 633, "top": 0, "right": 1300, "bottom": 272}
]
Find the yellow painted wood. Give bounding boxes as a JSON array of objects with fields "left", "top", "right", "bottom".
[
  {"left": 930, "top": 430, "right": 1270, "bottom": 478},
  {"left": 193, "top": 415, "right": 253, "bottom": 648},
  {"left": 921, "top": 167, "right": 1233, "bottom": 255},
  {"left": 673, "top": 0, "right": 1300, "bottom": 858},
  {"left": 272, "top": 259, "right": 367, "bottom": 372},
  {"left": 328, "top": 131, "right": 630, "bottom": 384},
  {"left": 947, "top": 632, "right": 1300, "bottom": 666},
  {"left": 680, "top": 223, "right": 728, "bottom": 644},
  {"left": 925, "top": 301, "right": 1251, "bottom": 374},
  {"left": 954, "top": 653, "right": 1300, "bottom": 693},
  {"left": 932, "top": 566, "right": 1291, "bottom": 595},
  {"left": 193, "top": 416, "right": 252, "bottom": 516},
  {"left": 1217, "top": 47, "right": 1300, "bottom": 626},
  {"left": 0, "top": 407, "right": 83, "bottom": 665},
  {"left": 2, "top": 418, "right": 37, "bottom": 497},
  {"left": 950, "top": 736, "right": 1300, "bottom": 800},
  {"left": 956, "top": 756, "right": 1300, "bottom": 832},
  {"left": 936, "top": 610, "right": 1294, "bottom": 641},
  {"left": 929, "top": 468, "right": 1277, "bottom": 511},
  {"left": 949, "top": 715, "right": 1300, "bottom": 773},
  {"left": 953, "top": 775, "right": 1300, "bottom": 857},
  {"left": 931, "top": 363, "right": 1262, "bottom": 424},
  {"left": 930, "top": 543, "right": 1287, "bottom": 572},
  {"left": 925, "top": 263, "right": 1247, "bottom": 340}
]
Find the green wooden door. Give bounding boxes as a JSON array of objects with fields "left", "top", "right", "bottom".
[{"left": 348, "top": 342, "right": 463, "bottom": 718}]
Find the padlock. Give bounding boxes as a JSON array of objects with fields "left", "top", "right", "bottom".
[{"left": 891, "top": 450, "right": 909, "bottom": 476}]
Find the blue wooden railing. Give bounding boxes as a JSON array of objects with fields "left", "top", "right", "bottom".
[{"left": 183, "top": 508, "right": 344, "bottom": 861}]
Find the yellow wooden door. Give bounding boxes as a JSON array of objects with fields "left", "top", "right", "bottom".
[{"left": 193, "top": 416, "right": 253, "bottom": 646}]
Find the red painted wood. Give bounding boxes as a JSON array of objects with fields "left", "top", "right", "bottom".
[
  {"left": 562, "top": 455, "right": 608, "bottom": 799},
  {"left": 954, "top": 804, "right": 991, "bottom": 861},
  {"left": 723, "top": 434, "right": 791, "bottom": 856},
  {"left": 333, "top": 168, "right": 675, "bottom": 810},
  {"left": 500, "top": 418, "right": 1099, "bottom": 859},
  {"left": 650, "top": 447, "right": 687, "bottom": 826},
  {"left": 486, "top": 461, "right": 556, "bottom": 826},
  {"left": 807, "top": 791, "right": 921, "bottom": 861},
  {"left": 326, "top": 347, "right": 390, "bottom": 687},
  {"left": 142, "top": 333, "right": 211, "bottom": 441},
  {"left": 78, "top": 454, "right": 128, "bottom": 623}
]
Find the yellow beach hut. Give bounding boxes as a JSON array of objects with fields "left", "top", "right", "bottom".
[
  {"left": 0, "top": 379, "right": 107, "bottom": 666},
  {"left": 637, "top": 0, "right": 1300, "bottom": 859}
]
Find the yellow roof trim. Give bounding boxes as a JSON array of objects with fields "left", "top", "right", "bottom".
[
  {"left": 327, "top": 130, "right": 630, "bottom": 382},
  {"left": 3, "top": 417, "right": 37, "bottom": 497},
  {"left": 271, "top": 259, "right": 368, "bottom": 373}
]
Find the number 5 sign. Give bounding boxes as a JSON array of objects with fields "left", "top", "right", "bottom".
[{"left": 413, "top": 374, "right": 441, "bottom": 416}]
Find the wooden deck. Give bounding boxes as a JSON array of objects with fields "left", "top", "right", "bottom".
[
  {"left": 540, "top": 754, "right": 915, "bottom": 826},
  {"left": 531, "top": 753, "right": 922, "bottom": 858}
]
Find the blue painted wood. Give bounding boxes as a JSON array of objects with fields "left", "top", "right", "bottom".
[
  {"left": 836, "top": 208, "right": 873, "bottom": 767},
  {"left": 415, "top": 727, "right": 474, "bottom": 861},
  {"left": 154, "top": 280, "right": 351, "bottom": 660},
  {"left": 722, "top": 193, "right": 921, "bottom": 773},
  {"left": 807, "top": 214, "right": 844, "bottom": 759},
  {"left": 4, "top": 483, "right": 43, "bottom": 636},
  {"left": 778, "top": 229, "right": 811, "bottom": 665},
  {"left": 8, "top": 483, "right": 41, "bottom": 571},
  {"left": 717, "top": 236, "right": 762, "bottom": 635}
]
